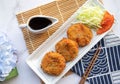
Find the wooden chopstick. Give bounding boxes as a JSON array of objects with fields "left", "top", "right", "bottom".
[{"left": 79, "top": 45, "right": 101, "bottom": 84}]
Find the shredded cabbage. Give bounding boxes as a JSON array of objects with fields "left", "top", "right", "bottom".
[{"left": 76, "top": 5, "right": 105, "bottom": 29}]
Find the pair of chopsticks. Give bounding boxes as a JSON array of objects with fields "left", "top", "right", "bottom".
[{"left": 79, "top": 45, "right": 101, "bottom": 84}]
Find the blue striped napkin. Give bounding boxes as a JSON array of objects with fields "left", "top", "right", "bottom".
[{"left": 71, "top": 32, "right": 120, "bottom": 84}]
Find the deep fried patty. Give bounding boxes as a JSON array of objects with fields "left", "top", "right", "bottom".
[
  {"left": 41, "top": 51, "right": 66, "bottom": 76},
  {"left": 55, "top": 38, "right": 79, "bottom": 62},
  {"left": 67, "top": 23, "right": 93, "bottom": 47}
]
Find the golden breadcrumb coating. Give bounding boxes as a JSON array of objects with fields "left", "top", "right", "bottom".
[
  {"left": 41, "top": 51, "right": 66, "bottom": 76},
  {"left": 67, "top": 23, "right": 93, "bottom": 47},
  {"left": 55, "top": 38, "right": 79, "bottom": 62}
]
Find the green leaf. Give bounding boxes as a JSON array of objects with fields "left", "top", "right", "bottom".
[{"left": 5, "top": 67, "right": 18, "bottom": 81}]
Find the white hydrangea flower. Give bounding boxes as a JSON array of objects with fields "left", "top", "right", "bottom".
[{"left": 0, "top": 32, "right": 17, "bottom": 81}]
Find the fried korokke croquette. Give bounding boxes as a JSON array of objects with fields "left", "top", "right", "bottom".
[
  {"left": 67, "top": 23, "right": 93, "bottom": 47},
  {"left": 55, "top": 38, "right": 79, "bottom": 62},
  {"left": 41, "top": 52, "right": 66, "bottom": 76}
]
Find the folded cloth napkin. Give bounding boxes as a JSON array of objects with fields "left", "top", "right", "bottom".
[
  {"left": 71, "top": 31, "right": 120, "bottom": 84},
  {"left": 0, "top": 32, "right": 18, "bottom": 81}
]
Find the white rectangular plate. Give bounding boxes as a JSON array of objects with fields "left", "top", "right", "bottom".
[{"left": 26, "top": 0, "right": 114, "bottom": 84}]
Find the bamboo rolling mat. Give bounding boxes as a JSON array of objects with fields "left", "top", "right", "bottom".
[{"left": 16, "top": 0, "right": 86, "bottom": 54}]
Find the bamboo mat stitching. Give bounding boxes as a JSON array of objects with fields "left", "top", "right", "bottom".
[{"left": 56, "top": 1, "right": 65, "bottom": 23}]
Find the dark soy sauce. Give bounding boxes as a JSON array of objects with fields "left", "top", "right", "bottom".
[{"left": 29, "top": 17, "right": 52, "bottom": 30}]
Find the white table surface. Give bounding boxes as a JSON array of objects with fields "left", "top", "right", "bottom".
[{"left": 0, "top": 0, "right": 120, "bottom": 84}]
